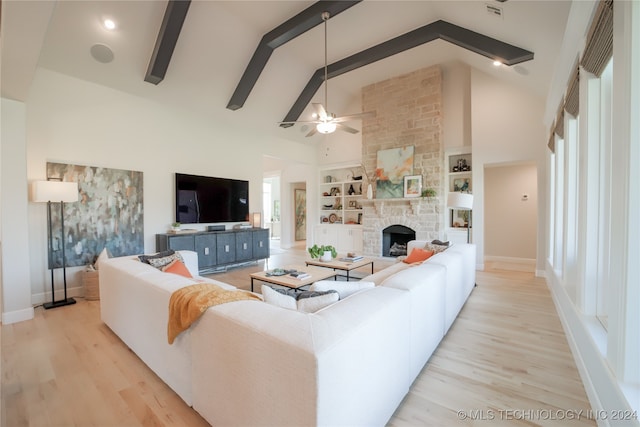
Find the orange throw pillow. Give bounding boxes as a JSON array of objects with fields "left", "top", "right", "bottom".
[
  {"left": 403, "top": 248, "right": 434, "bottom": 264},
  {"left": 162, "top": 259, "right": 193, "bottom": 278}
]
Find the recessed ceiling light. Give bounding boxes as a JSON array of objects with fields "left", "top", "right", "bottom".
[
  {"left": 493, "top": 60, "right": 502, "bottom": 67},
  {"left": 103, "top": 19, "right": 116, "bottom": 30}
]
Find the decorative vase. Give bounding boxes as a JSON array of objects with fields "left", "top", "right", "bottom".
[
  {"left": 320, "top": 251, "right": 332, "bottom": 262},
  {"left": 366, "top": 183, "right": 373, "bottom": 199}
]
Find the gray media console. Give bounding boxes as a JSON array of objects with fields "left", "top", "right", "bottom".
[{"left": 156, "top": 228, "right": 270, "bottom": 273}]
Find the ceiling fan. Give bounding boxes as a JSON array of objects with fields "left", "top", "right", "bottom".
[{"left": 280, "top": 11, "right": 375, "bottom": 137}]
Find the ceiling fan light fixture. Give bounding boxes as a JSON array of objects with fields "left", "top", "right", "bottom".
[{"left": 317, "top": 121, "right": 337, "bottom": 134}]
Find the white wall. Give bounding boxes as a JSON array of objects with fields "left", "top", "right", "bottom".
[
  {"left": 5, "top": 68, "right": 316, "bottom": 309},
  {"left": 470, "top": 69, "right": 548, "bottom": 271},
  {"left": 442, "top": 61, "right": 471, "bottom": 150},
  {"left": 316, "top": 131, "right": 362, "bottom": 166},
  {"left": 484, "top": 163, "right": 538, "bottom": 260},
  {"left": 1, "top": 98, "right": 34, "bottom": 323}
]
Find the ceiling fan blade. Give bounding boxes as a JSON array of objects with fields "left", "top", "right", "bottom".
[
  {"left": 333, "top": 110, "right": 376, "bottom": 123},
  {"left": 278, "top": 120, "right": 320, "bottom": 125},
  {"left": 312, "top": 103, "right": 328, "bottom": 120},
  {"left": 306, "top": 126, "right": 318, "bottom": 137},
  {"left": 336, "top": 123, "right": 359, "bottom": 134}
]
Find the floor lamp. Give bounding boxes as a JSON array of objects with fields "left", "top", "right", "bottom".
[
  {"left": 447, "top": 192, "right": 474, "bottom": 243},
  {"left": 32, "top": 180, "right": 79, "bottom": 309}
]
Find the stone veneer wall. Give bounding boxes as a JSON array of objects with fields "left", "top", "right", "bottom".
[{"left": 360, "top": 65, "right": 443, "bottom": 256}]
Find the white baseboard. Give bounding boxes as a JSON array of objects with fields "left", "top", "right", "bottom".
[
  {"left": 31, "top": 285, "right": 83, "bottom": 306},
  {"left": 2, "top": 306, "right": 35, "bottom": 324},
  {"left": 484, "top": 255, "right": 536, "bottom": 264},
  {"left": 484, "top": 256, "right": 536, "bottom": 272}
]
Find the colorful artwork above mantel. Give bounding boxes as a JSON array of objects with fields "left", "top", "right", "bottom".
[
  {"left": 375, "top": 146, "right": 414, "bottom": 199},
  {"left": 46, "top": 162, "right": 144, "bottom": 268}
]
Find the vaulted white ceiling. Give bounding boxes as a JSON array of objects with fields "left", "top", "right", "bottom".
[{"left": 1, "top": 0, "right": 574, "bottom": 144}]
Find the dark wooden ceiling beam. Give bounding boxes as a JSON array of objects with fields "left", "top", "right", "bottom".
[
  {"left": 145, "top": 0, "right": 191, "bottom": 85},
  {"left": 226, "top": 0, "right": 361, "bottom": 111},
  {"left": 280, "top": 20, "right": 534, "bottom": 126},
  {"left": 436, "top": 21, "right": 533, "bottom": 65}
]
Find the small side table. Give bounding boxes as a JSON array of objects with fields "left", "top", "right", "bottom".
[{"left": 83, "top": 270, "right": 100, "bottom": 300}]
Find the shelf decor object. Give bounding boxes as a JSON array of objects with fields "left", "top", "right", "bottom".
[
  {"left": 31, "top": 180, "right": 79, "bottom": 309},
  {"left": 403, "top": 175, "right": 422, "bottom": 198},
  {"left": 447, "top": 192, "right": 473, "bottom": 244}
]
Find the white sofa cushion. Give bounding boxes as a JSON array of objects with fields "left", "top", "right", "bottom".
[
  {"left": 94, "top": 247, "right": 111, "bottom": 270},
  {"left": 261, "top": 285, "right": 340, "bottom": 313},
  {"left": 381, "top": 262, "right": 447, "bottom": 379},
  {"left": 309, "top": 280, "right": 375, "bottom": 299},
  {"left": 425, "top": 250, "right": 465, "bottom": 333},
  {"left": 297, "top": 291, "right": 339, "bottom": 313},
  {"left": 261, "top": 285, "right": 297, "bottom": 310},
  {"left": 359, "top": 261, "right": 411, "bottom": 285}
]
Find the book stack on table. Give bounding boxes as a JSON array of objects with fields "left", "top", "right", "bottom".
[
  {"left": 339, "top": 255, "right": 364, "bottom": 262},
  {"left": 290, "top": 271, "right": 311, "bottom": 280}
]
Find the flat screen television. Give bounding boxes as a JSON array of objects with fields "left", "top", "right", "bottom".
[{"left": 175, "top": 173, "right": 249, "bottom": 224}]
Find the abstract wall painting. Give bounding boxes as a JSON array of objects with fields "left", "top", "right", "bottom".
[
  {"left": 46, "top": 162, "right": 144, "bottom": 268},
  {"left": 294, "top": 188, "right": 306, "bottom": 241},
  {"left": 375, "top": 146, "right": 415, "bottom": 199}
]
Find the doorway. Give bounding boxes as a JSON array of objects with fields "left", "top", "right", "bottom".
[
  {"left": 263, "top": 176, "right": 281, "bottom": 241},
  {"left": 484, "top": 162, "right": 538, "bottom": 272}
]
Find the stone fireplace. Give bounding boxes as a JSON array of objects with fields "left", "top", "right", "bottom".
[
  {"left": 361, "top": 198, "right": 440, "bottom": 257},
  {"left": 360, "top": 65, "right": 443, "bottom": 257}
]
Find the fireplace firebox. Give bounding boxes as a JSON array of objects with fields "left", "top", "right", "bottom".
[{"left": 382, "top": 225, "right": 416, "bottom": 257}]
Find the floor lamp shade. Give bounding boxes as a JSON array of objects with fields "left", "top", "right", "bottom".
[
  {"left": 446, "top": 192, "right": 473, "bottom": 210},
  {"left": 31, "top": 180, "right": 78, "bottom": 309},
  {"left": 447, "top": 192, "right": 473, "bottom": 243},
  {"left": 31, "top": 180, "right": 79, "bottom": 203}
]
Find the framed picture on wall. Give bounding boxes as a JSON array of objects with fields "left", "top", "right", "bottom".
[
  {"left": 403, "top": 175, "right": 422, "bottom": 198},
  {"left": 294, "top": 189, "right": 306, "bottom": 241}
]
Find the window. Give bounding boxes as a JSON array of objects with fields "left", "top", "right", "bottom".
[
  {"left": 553, "top": 137, "right": 565, "bottom": 274},
  {"left": 595, "top": 59, "right": 613, "bottom": 329}
]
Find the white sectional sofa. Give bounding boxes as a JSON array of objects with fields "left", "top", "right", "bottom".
[
  {"left": 99, "top": 250, "right": 235, "bottom": 405},
  {"left": 99, "top": 242, "right": 476, "bottom": 426}
]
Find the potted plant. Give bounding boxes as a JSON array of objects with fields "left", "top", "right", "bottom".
[
  {"left": 421, "top": 188, "right": 437, "bottom": 199},
  {"left": 308, "top": 244, "right": 337, "bottom": 261},
  {"left": 171, "top": 222, "right": 181, "bottom": 232}
]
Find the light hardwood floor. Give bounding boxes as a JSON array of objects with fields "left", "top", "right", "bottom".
[{"left": 1, "top": 243, "right": 596, "bottom": 426}]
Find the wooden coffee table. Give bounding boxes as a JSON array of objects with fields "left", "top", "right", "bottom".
[
  {"left": 305, "top": 257, "right": 374, "bottom": 281},
  {"left": 250, "top": 265, "right": 337, "bottom": 292}
]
